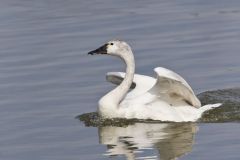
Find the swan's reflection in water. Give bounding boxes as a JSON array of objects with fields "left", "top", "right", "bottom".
[{"left": 99, "top": 123, "right": 197, "bottom": 160}]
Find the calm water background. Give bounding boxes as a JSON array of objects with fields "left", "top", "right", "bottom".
[{"left": 0, "top": 0, "right": 240, "bottom": 160}]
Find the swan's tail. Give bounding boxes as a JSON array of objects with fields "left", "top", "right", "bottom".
[{"left": 199, "top": 103, "right": 222, "bottom": 113}]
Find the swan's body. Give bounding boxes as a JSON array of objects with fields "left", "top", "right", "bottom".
[{"left": 88, "top": 40, "right": 221, "bottom": 122}]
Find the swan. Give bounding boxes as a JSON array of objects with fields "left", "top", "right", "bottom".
[{"left": 88, "top": 40, "right": 221, "bottom": 122}]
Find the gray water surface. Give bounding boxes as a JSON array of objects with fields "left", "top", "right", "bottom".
[{"left": 0, "top": 0, "right": 240, "bottom": 160}]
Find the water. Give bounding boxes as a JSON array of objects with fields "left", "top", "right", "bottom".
[{"left": 0, "top": 0, "right": 240, "bottom": 159}]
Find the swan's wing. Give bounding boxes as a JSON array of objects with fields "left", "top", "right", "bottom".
[
  {"left": 106, "top": 72, "right": 156, "bottom": 99},
  {"left": 148, "top": 67, "right": 201, "bottom": 108}
]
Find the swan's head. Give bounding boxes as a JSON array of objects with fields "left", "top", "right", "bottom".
[{"left": 88, "top": 40, "right": 132, "bottom": 57}]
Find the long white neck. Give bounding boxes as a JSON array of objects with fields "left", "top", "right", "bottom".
[{"left": 99, "top": 49, "right": 135, "bottom": 111}]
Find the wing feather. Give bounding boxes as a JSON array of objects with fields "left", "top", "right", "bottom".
[{"left": 148, "top": 67, "right": 201, "bottom": 108}]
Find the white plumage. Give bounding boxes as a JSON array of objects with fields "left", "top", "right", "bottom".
[{"left": 88, "top": 40, "right": 221, "bottom": 122}]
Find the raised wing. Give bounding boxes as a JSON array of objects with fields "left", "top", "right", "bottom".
[
  {"left": 148, "top": 67, "right": 201, "bottom": 108},
  {"left": 106, "top": 72, "right": 156, "bottom": 99}
]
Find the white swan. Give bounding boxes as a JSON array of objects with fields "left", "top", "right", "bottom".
[{"left": 88, "top": 40, "right": 221, "bottom": 122}]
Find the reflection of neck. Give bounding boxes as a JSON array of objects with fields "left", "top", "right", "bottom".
[
  {"left": 99, "top": 123, "right": 197, "bottom": 160},
  {"left": 101, "top": 50, "right": 135, "bottom": 107}
]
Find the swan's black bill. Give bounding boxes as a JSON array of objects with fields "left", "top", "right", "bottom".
[{"left": 88, "top": 44, "right": 108, "bottom": 55}]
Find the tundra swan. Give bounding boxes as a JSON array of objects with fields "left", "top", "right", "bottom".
[{"left": 88, "top": 40, "right": 221, "bottom": 122}]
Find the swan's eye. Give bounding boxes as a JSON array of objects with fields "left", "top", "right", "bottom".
[{"left": 110, "top": 43, "right": 114, "bottom": 45}]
